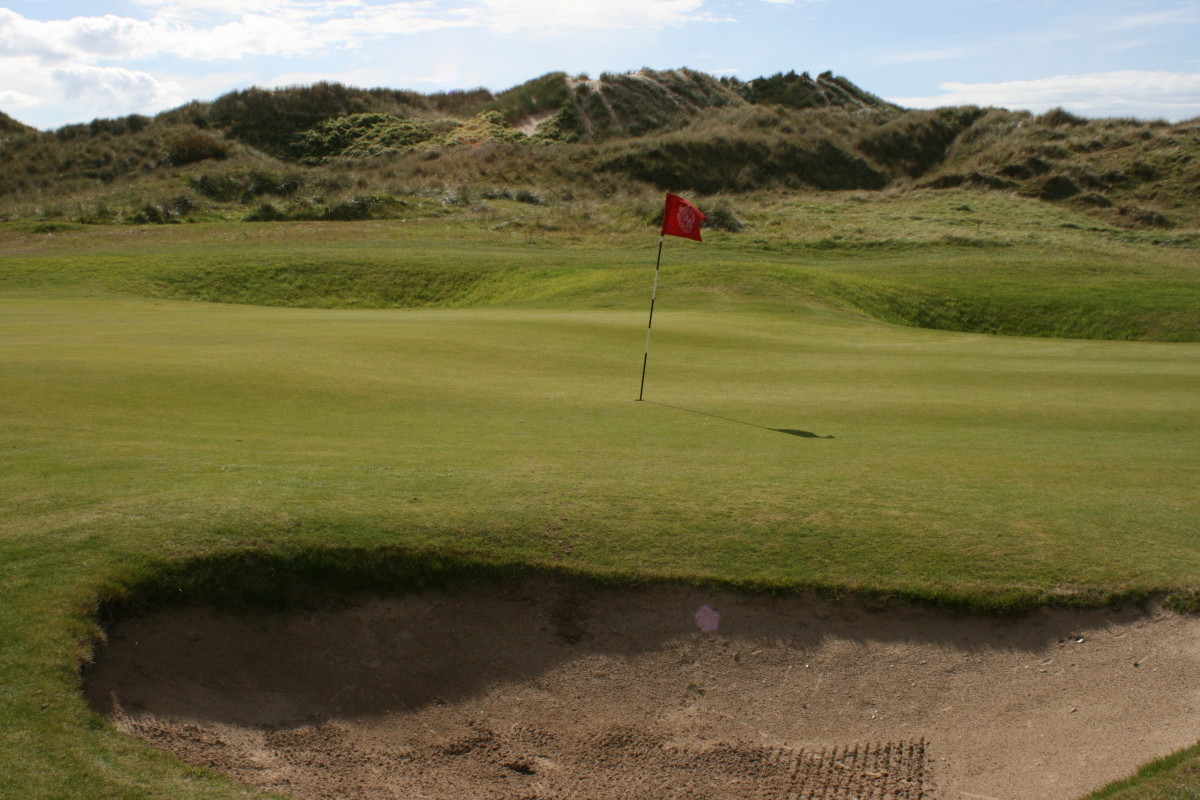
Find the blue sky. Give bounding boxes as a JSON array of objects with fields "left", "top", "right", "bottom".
[{"left": 3, "top": 0, "right": 1199, "bottom": 130}]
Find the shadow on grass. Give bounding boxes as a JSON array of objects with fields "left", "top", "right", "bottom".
[
  {"left": 643, "top": 401, "right": 835, "bottom": 439},
  {"left": 773, "top": 428, "right": 836, "bottom": 438}
]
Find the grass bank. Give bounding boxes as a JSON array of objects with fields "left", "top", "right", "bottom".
[{"left": 2, "top": 189, "right": 1199, "bottom": 340}]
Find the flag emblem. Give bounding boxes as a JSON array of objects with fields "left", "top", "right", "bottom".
[
  {"left": 661, "top": 193, "right": 706, "bottom": 241},
  {"left": 678, "top": 204, "right": 698, "bottom": 235}
]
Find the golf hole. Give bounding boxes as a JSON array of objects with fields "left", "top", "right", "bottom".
[{"left": 85, "top": 579, "right": 1200, "bottom": 799}]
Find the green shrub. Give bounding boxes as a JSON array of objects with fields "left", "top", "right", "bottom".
[
  {"left": 513, "top": 188, "right": 547, "bottom": 205},
  {"left": 291, "top": 111, "right": 525, "bottom": 163},
  {"left": 737, "top": 70, "right": 900, "bottom": 113},
  {"left": 292, "top": 113, "right": 437, "bottom": 163},
  {"left": 435, "top": 111, "right": 527, "bottom": 147},
  {"left": 208, "top": 83, "right": 391, "bottom": 157},
  {"left": 129, "top": 194, "right": 197, "bottom": 224},
  {"left": 239, "top": 194, "right": 393, "bottom": 222},
  {"left": 204, "top": 82, "right": 499, "bottom": 157},
  {"left": 74, "top": 202, "right": 117, "bottom": 224},
  {"left": 1038, "top": 107, "right": 1089, "bottom": 127},
  {"left": 532, "top": 103, "right": 583, "bottom": 142},
  {"left": 1038, "top": 174, "right": 1082, "bottom": 200},
  {"left": 242, "top": 202, "right": 285, "bottom": 222},
  {"left": 1119, "top": 206, "right": 1171, "bottom": 228},
  {"left": 165, "top": 130, "right": 230, "bottom": 165},
  {"left": 53, "top": 114, "right": 151, "bottom": 141},
  {"left": 320, "top": 194, "right": 385, "bottom": 220},
  {"left": 699, "top": 199, "right": 744, "bottom": 232},
  {"left": 189, "top": 167, "right": 304, "bottom": 203},
  {"left": 29, "top": 221, "right": 81, "bottom": 233},
  {"left": 480, "top": 187, "right": 548, "bottom": 205},
  {"left": 441, "top": 185, "right": 473, "bottom": 206}
]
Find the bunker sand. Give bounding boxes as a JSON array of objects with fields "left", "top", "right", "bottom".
[{"left": 85, "top": 581, "right": 1200, "bottom": 799}]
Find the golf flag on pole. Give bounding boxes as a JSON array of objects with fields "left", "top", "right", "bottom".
[
  {"left": 639, "top": 193, "right": 704, "bottom": 401},
  {"left": 661, "top": 192, "right": 706, "bottom": 241}
]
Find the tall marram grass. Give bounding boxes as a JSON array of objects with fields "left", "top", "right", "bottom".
[
  {"left": 928, "top": 108, "right": 1200, "bottom": 228},
  {"left": 597, "top": 105, "right": 889, "bottom": 192},
  {"left": 2, "top": 71, "right": 1199, "bottom": 231}
]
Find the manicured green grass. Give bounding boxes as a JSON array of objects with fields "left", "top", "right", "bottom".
[{"left": 1, "top": 191, "right": 1198, "bottom": 798}]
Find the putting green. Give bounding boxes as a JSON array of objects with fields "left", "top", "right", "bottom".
[{"left": 3, "top": 293, "right": 1197, "bottom": 598}]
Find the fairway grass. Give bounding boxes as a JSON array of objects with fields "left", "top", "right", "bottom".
[
  {"left": 1, "top": 195, "right": 1199, "bottom": 798},
  {"left": 4, "top": 295, "right": 1197, "bottom": 598}
]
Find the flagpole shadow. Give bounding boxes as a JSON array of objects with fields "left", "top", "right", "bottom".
[{"left": 641, "top": 401, "right": 835, "bottom": 439}]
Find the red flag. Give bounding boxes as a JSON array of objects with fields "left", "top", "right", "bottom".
[{"left": 660, "top": 193, "right": 706, "bottom": 241}]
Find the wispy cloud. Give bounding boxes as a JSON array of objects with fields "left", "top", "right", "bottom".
[
  {"left": 872, "top": 5, "right": 1200, "bottom": 69},
  {"left": 0, "top": 1, "right": 725, "bottom": 125},
  {"left": 0, "top": 6, "right": 472, "bottom": 64},
  {"left": 891, "top": 70, "right": 1200, "bottom": 121},
  {"left": 261, "top": 65, "right": 465, "bottom": 88},
  {"left": 131, "top": 0, "right": 378, "bottom": 24},
  {"left": 0, "top": 88, "right": 39, "bottom": 108},
  {"left": 5, "top": 1, "right": 1199, "bottom": 128},
  {"left": 469, "top": 0, "right": 714, "bottom": 34},
  {"left": 1099, "top": 6, "right": 1200, "bottom": 32},
  {"left": 1010, "top": 7, "right": 1200, "bottom": 52},
  {"left": 2, "top": 1, "right": 717, "bottom": 64}
]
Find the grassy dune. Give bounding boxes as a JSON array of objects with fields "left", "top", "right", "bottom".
[{"left": 1, "top": 192, "right": 1198, "bottom": 798}]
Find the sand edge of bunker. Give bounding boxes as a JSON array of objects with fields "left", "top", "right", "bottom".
[{"left": 82, "top": 567, "right": 1200, "bottom": 800}]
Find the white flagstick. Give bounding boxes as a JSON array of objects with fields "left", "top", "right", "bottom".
[{"left": 637, "top": 234, "right": 665, "bottom": 401}]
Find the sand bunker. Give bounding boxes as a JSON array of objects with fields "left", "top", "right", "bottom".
[{"left": 85, "top": 581, "right": 1200, "bottom": 799}]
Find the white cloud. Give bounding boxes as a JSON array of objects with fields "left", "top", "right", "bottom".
[
  {"left": 179, "top": 15, "right": 321, "bottom": 59},
  {"left": 126, "top": 0, "right": 718, "bottom": 39},
  {"left": 319, "top": 4, "right": 474, "bottom": 38},
  {"left": 51, "top": 64, "right": 186, "bottom": 117},
  {"left": 0, "top": 51, "right": 191, "bottom": 126},
  {"left": 2, "top": 1, "right": 708, "bottom": 69},
  {"left": 0, "top": 88, "right": 39, "bottom": 108},
  {"left": 130, "top": 0, "right": 351, "bottom": 23},
  {"left": 0, "top": 9, "right": 179, "bottom": 61},
  {"left": 4, "top": 0, "right": 730, "bottom": 126},
  {"left": 0, "top": 9, "right": 336, "bottom": 62},
  {"left": 891, "top": 71, "right": 1200, "bottom": 121}
]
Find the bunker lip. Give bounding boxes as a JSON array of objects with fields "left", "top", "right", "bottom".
[{"left": 85, "top": 579, "right": 1200, "bottom": 800}]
